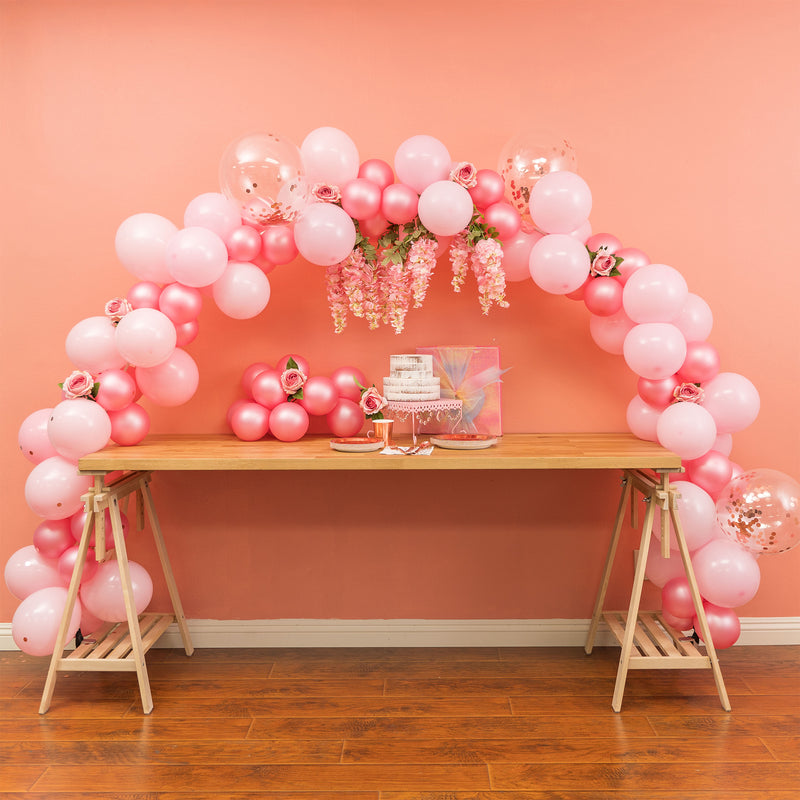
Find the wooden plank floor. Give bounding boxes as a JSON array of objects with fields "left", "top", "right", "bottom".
[{"left": 1, "top": 644, "right": 799, "bottom": 798}]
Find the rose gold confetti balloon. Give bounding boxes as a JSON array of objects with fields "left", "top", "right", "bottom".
[{"left": 716, "top": 468, "right": 800, "bottom": 554}]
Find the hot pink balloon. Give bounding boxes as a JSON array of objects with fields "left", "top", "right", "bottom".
[
  {"left": 57, "top": 545, "right": 98, "bottom": 585},
  {"left": 394, "top": 134, "right": 451, "bottom": 193},
  {"left": 81, "top": 559, "right": 153, "bottom": 623},
  {"left": 673, "top": 293, "right": 713, "bottom": 342},
  {"left": 301, "top": 126, "right": 360, "bottom": 187},
  {"left": 298, "top": 376, "right": 339, "bottom": 416},
  {"left": 230, "top": 402, "right": 271, "bottom": 441},
  {"left": 614, "top": 246, "right": 650, "bottom": 285},
  {"left": 694, "top": 602, "right": 740, "bottom": 649},
  {"left": 135, "top": 348, "right": 199, "bottom": 407},
  {"left": 381, "top": 183, "right": 419, "bottom": 225},
  {"left": 261, "top": 223, "right": 299, "bottom": 265},
  {"left": 225, "top": 224, "right": 263, "bottom": 262},
  {"left": 115, "top": 212, "right": 178, "bottom": 284},
  {"left": 276, "top": 353, "right": 310, "bottom": 375},
  {"left": 33, "top": 518, "right": 76, "bottom": 560},
  {"left": 213, "top": 261, "right": 271, "bottom": 319},
  {"left": 115, "top": 308, "right": 177, "bottom": 368},
  {"left": 158, "top": 283, "right": 203, "bottom": 325},
  {"left": 638, "top": 375, "right": 680, "bottom": 410},
  {"left": 108, "top": 402, "right": 150, "bottom": 446},
  {"left": 269, "top": 402, "right": 309, "bottom": 442},
  {"left": 679, "top": 341, "right": 720, "bottom": 384},
  {"left": 327, "top": 398, "right": 364, "bottom": 437},
  {"left": 652, "top": 479, "right": 718, "bottom": 551},
  {"left": 330, "top": 366, "right": 367, "bottom": 403},
  {"left": 643, "top": 537, "right": 685, "bottom": 588},
  {"left": 184, "top": 192, "right": 242, "bottom": 238},
  {"left": 586, "top": 232, "right": 622, "bottom": 253},
  {"left": 341, "top": 178, "right": 382, "bottom": 221},
  {"left": 583, "top": 277, "right": 623, "bottom": 316},
  {"left": 164, "top": 226, "right": 228, "bottom": 287},
  {"left": 66, "top": 316, "right": 127, "bottom": 373},
  {"left": 623, "top": 323, "right": 687, "bottom": 380},
  {"left": 661, "top": 608, "right": 693, "bottom": 631},
  {"left": 501, "top": 230, "right": 542, "bottom": 282},
  {"left": 241, "top": 362, "right": 272, "bottom": 398},
  {"left": 661, "top": 577, "right": 697, "bottom": 620},
  {"left": 483, "top": 201, "right": 521, "bottom": 241},
  {"left": 175, "top": 319, "right": 200, "bottom": 347},
  {"left": 693, "top": 538, "right": 760, "bottom": 608},
  {"left": 685, "top": 450, "right": 733, "bottom": 495},
  {"left": 12, "top": 586, "right": 82, "bottom": 656},
  {"left": 358, "top": 158, "right": 394, "bottom": 190},
  {"left": 127, "top": 280, "right": 162, "bottom": 310},
  {"left": 702, "top": 372, "right": 760, "bottom": 433},
  {"left": 94, "top": 369, "right": 137, "bottom": 412},
  {"left": 626, "top": 395, "right": 660, "bottom": 442},
  {"left": 18, "top": 408, "right": 58, "bottom": 464},
  {"left": 529, "top": 234, "right": 591, "bottom": 294},
  {"left": 589, "top": 308, "right": 636, "bottom": 355},
  {"left": 418, "top": 181, "right": 474, "bottom": 237},
  {"left": 528, "top": 170, "right": 592, "bottom": 234},
  {"left": 294, "top": 203, "right": 356, "bottom": 266},
  {"left": 251, "top": 369, "right": 286, "bottom": 409},
  {"left": 24, "top": 456, "right": 93, "bottom": 519},
  {"left": 47, "top": 399, "right": 112, "bottom": 461},
  {"left": 622, "top": 263, "right": 689, "bottom": 323},
  {"left": 656, "top": 402, "right": 717, "bottom": 461},
  {"left": 468, "top": 169, "right": 506, "bottom": 210},
  {"left": 4, "top": 545, "right": 62, "bottom": 600}
]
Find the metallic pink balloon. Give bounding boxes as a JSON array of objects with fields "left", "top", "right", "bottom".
[
  {"left": 70, "top": 507, "right": 129, "bottom": 551},
  {"left": 381, "top": 183, "right": 419, "bottom": 225},
  {"left": 158, "top": 283, "right": 203, "bottom": 325},
  {"left": 614, "top": 246, "right": 650, "bottom": 285},
  {"left": 637, "top": 374, "right": 680, "bottom": 409},
  {"left": 107, "top": 403, "right": 150, "bottom": 446},
  {"left": 251, "top": 369, "right": 286, "bottom": 409},
  {"left": 95, "top": 369, "right": 137, "bottom": 412},
  {"left": 661, "top": 577, "right": 696, "bottom": 620},
  {"left": 358, "top": 158, "right": 394, "bottom": 191},
  {"left": 230, "top": 402, "right": 270, "bottom": 441},
  {"left": 326, "top": 398, "right": 364, "bottom": 438},
  {"left": 261, "top": 223, "right": 299, "bottom": 265},
  {"left": 359, "top": 213, "right": 389, "bottom": 239},
  {"left": 693, "top": 602, "right": 740, "bottom": 649},
  {"left": 686, "top": 450, "right": 734, "bottom": 495},
  {"left": 127, "top": 281, "right": 162, "bottom": 310},
  {"left": 269, "top": 402, "right": 309, "bottom": 442},
  {"left": 585, "top": 232, "right": 622, "bottom": 253},
  {"left": 468, "top": 169, "right": 505, "bottom": 210},
  {"left": 57, "top": 544, "right": 98, "bottom": 585},
  {"left": 18, "top": 408, "right": 58, "bottom": 464},
  {"left": 226, "top": 399, "right": 249, "bottom": 429},
  {"left": 679, "top": 341, "right": 720, "bottom": 383},
  {"left": 174, "top": 319, "right": 199, "bottom": 347},
  {"left": 33, "top": 518, "right": 76, "bottom": 559},
  {"left": 340, "top": 178, "right": 382, "bottom": 221},
  {"left": 276, "top": 353, "right": 310, "bottom": 375},
  {"left": 298, "top": 376, "right": 338, "bottom": 416},
  {"left": 330, "top": 366, "right": 367, "bottom": 403},
  {"left": 583, "top": 276, "right": 623, "bottom": 317},
  {"left": 225, "top": 225, "right": 262, "bottom": 262},
  {"left": 241, "top": 362, "right": 272, "bottom": 397},
  {"left": 483, "top": 201, "right": 521, "bottom": 241}
]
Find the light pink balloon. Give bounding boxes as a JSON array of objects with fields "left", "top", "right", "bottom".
[
  {"left": 586, "top": 232, "right": 622, "bottom": 253},
  {"left": 637, "top": 375, "right": 680, "bottom": 410},
  {"left": 261, "top": 223, "right": 299, "bottom": 265},
  {"left": 692, "top": 538, "right": 760, "bottom": 608},
  {"left": 685, "top": 450, "right": 733, "bottom": 495},
  {"left": 47, "top": 399, "right": 112, "bottom": 461},
  {"left": 468, "top": 169, "right": 506, "bottom": 210},
  {"left": 225, "top": 224, "right": 263, "bottom": 262},
  {"left": 381, "top": 183, "right": 419, "bottom": 225},
  {"left": 33, "top": 518, "right": 76, "bottom": 560},
  {"left": 127, "top": 280, "right": 162, "bottom": 310},
  {"left": 358, "top": 158, "right": 394, "bottom": 190},
  {"left": 394, "top": 135, "right": 451, "bottom": 194},
  {"left": 212, "top": 261, "right": 271, "bottom": 319},
  {"left": 702, "top": 372, "right": 760, "bottom": 433},
  {"left": 251, "top": 369, "right": 286, "bottom": 409},
  {"left": 483, "top": 201, "right": 521, "bottom": 241},
  {"left": 269, "top": 402, "right": 310, "bottom": 442},
  {"left": 174, "top": 319, "right": 199, "bottom": 347},
  {"left": 108, "top": 402, "right": 150, "bottom": 446},
  {"left": 4, "top": 544, "right": 62, "bottom": 600},
  {"left": 95, "top": 368, "right": 137, "bottom": 411},
  {"left": 158, "top": 283, "right": 203, "bottom": 325},
  {"left": 326, "top": 398, "right": 364, "bottom": 437},
  {"left": 589, "top": 308, "right": 636, "bottom": 355},
  {"left": 662, "top": 577, "right": 696, "bottom": 620},
  {"left": 12, "top": 586, "right": 82, "bottom": 656},
  {"left": 568, "top": 220, "right": 593, "bottom": 244},
  {"left": 24, "top": 456, "right": 93, "bottom": 519},
  {"left": 330, "top": 366, "right": 367, "bottom": 403},
  {"left": 528, "top": 171, "right": 592, "bottom": 234},
  {"left": 622, "top": 263, "right": 689, "bottom": 323},
  {"left": 656, "top": 402, "right": 717, "bottom": 461},
  {"left": 115, "top": 307, "right": 176, "bottom": 368},
  {"left": 713, "top": 433, "right": 733, "bottom": 457},
  {"left": 678, "top": 341, "right": 720, "bottom": 383},
  {"left": 529, "top": 234, "right": 591, "bottom": 294},
  {"left": 583, "top": 277, "right": 623, "bottom": 316},
  {"left": 135, "top": 348, "right": 199, "bottom": 407},
  {"left": 164, "top": 226, "right": 228, "bottom": 287},
  {"left": 184, "top": 192, "right": 242, "bottom": 238},
  {"left": 652, "top": 480, "right": 717, "bottom": 551},
  {"left": 298, "top": 376, "right": 339, "bottom": 416},
  {"left": 301, "top": 126, "right": 360, "bottom": 187},
  {"left": 644, "top": 537, "right": 685, "bottom": 588},
  {"left": 81, "top": 559, "right": 153, "bottom": 623},
  {"left": 500, "top": 230, "right": 542, "bottom": 282},
  {"left": 673, "top": 293, "right": 713, "bottom": 342},
  {"left": 694, "top": 601, "right": 740, "bottom": 649},
  {"left": 623, "top": 323, "right": 687, "bottom": 380},
  {"left": 241, "top": 362, "right": 272, "bottom": 398},
  {"left": 230, "top": 402, "right": 271, "bottom": 441},
  {"left": 341, "top": 178, "right": 382, "bottom": 221},
  {"left": 417, "top": 181, "right": 474, "bottom": 237},
  {"left": 614, "top": 246, "right": 650, "bottom": 285},
  {"left": 115, "top": 213, "right": 178, "bottom": 284},
  {"left": 66, "top": 316, "right": 127, "bottom": 373},
  {"left": 626, "top": 395, "right": 660, "bottom": 442},
  {"left": 19, "top": 408, "right": 58, "bottom": 464},
  {"left": 57, "top": 545, "right": 98, "bottom": 585},
  {"left": 294, "top": 203, "right": 357, "bottom": 266}
]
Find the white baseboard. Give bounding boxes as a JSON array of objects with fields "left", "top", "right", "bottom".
[{"left": 1, "top": 616, "right": 799, "bottom": 651}]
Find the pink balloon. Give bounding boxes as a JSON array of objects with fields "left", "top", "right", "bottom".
[
  {"left": 326, "top": 398, "right": 364, "bottom": 437},
  {"left": 174, "top": 319, "right": 199, "bottom": 347},
  {"left": 483, "top": 202, "right": 521, "bottom": 241},
  {"left": 4, "top": 544, "right": 62, "bottom": 600},
  {"left": 589, "top": 308, "right": 636, "bottom": 355},
  {"left": 12, "top": 586, "right": 82, "bottom": 656},
  {"left": 341, "top": 178, "right": 382, "bottom": 221},
  {"left": 226, "top": 399, "right": 248, "bottom": 429},
  {"left": 622, "top": 263, "right": 689, "bottom": 323},
  {"left": 241, "top": 362, "right": 272, "bottom": 398},
  {"left": 71, "top": 506, "right": 129, "bottom": 552},
  {"left": 184, "top": 192, "right": 242, "bottom": 238},
  {"left": 47, "top": 399, "right": 112, "bottom": 461},
  {"left": 135, "top": 348, "right": 199, "bottom": 407},
  {"left": 57, "top": 545, "right": 98, "bottom": 585},
  {"left": 294, "top": 203, "right": 356, "bottom": 266},
  {"left": 225, "top": 224, "right": 263, "bottom": 262},
  {"left": 568, "top": 220, "right": 593, "bottom": 245},
  {"left": 95, "top": 369, "right": 137, "bottom": 412},
  {"left": 643, "top": 537, "right": 685, "bottom": 588},
  {"left": 330, "top": 366, "right": 367, "bottom": 403},
  {"left": 662, "top": 577, "right": 697, "bottom": 620},
  {"left": 678, "top": 341, "right": 720, "bottom": 384},
  {"left": 358, "top": 158, "right": 394, "bottom": 190},
  {"left": 301, "top": 126, "right": 360, "bottom": 187},
  {"left": 33, "top": 518, "right": 76, "bottom": 559},
  {"left": 127, "top": 280, "right": 162, "bottom": 310},
  {"left": 108, "top": 403, "right": 150, "bottom": 446},
  {"left": 19, "top": 408, "right": 58, "bottom": 464},
  {"left": 702, "top": 372, "right": 760, "bottom": 434},
  {"left": 115, "top": 308, "right": 177, "bottom": 368},
  {"left": 251, "top": 369, "right": 286, "bottom": 409},
  {"left": 81, "top": 559, "right": 153, "bottom": 623},
  {"left": 79, "top": 604, "right": 105, "bottom": 636},
  {"left": 115, "top": 212, "right": 178, "bottom": 284},
  {"left": 276, "top": 353, "right": 311, "bottom": 375},
  {"left": 685, "top": 450, "right": 733, "bottom": 495},
  {"left": 656, "top": 402, "right": 717, "bottom": 461},
  {"left": 359, "top": 213, "right": 390, "bottom": 239},
  {"left": 652, "top": 479, "right": 718, "bottom": 552},
  {"left": 394, "top": 134, "right": 451, "bottom": 193},
  {"left": 528, "top": 171, "right": 592, "bottom": 234},
  {"left": 638, "top": 375, "right": 680, "bottom": 410},
  {"left": 418, "top": 181, "right": 474, "bottom": 237},
  {"left": 381, "top": 183, "right": 419, "bottom": 225},
  {"left": 623, "top": 323, "right": 687, "bottom": 380},
  {"left": 694, "top": 601, "right": 740, "bottom": 649},
  {"left": 661, "top": 608, "right": 693, "bottom": 631},
  {"left": 528, "top": 234, "right": 590, "bottom": 294},
  {"left": 164, "top": 226, "right": 228, "bottom": 287},
  {"left": 261, "top": 223, "right": 299, "bottom": 265},
  {"left": 586, "top": 232, "right": 622, "bottom": 253},
  {"left": 468, "top": 169, "right": 506, "bottom": 210},
  {"left": 614, "top": 246, "right": 650, "bottom": 285},
  {"left": 65, "top": 316, "right": 127, "bottom": 373},
  {"left": 269, "top": 402, "right": 310, "bottom": 442},
  {"left": 693, "top": 538, "right": 760, "bottom": 608},
  {"left": 673, "top": 293, "right": 713, "bottom": 342},
  {"left": 230, "top": 402, "right": 271, "bottom": 441},
  {"left": 626, "top": 395, "right": 660, "bottom": 442},
  {"left": 25, "top": 456, "right": 93, "bottom": 519},
  {"left": 500, "top": 230, "right": 542, "bottom": 282},
  {"left": 213, "top": 261, "right": 271, "bottom": 319},
  {"left": 158, "top": 283, "right": 203, "bottom": 325},
  {"left": 583, "top": 277, "right": 623, "bottom": 316},
  {"left": 713, "top": 433, "right": 733, "bottom": 457},
  {"left": 298, "top": 376, "right": 339, "bottom": 416}
]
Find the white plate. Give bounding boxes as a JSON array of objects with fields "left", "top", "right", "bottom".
[
  {"left": 430, "top": 434, "right": 498, "bottom": 450},
  {"left": 329, "top": 437, "right": 384, "bottom": 453}
]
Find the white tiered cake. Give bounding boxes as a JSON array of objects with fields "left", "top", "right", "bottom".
[{"left": 383, "top": 354, "right": 441, "bottom": 401}]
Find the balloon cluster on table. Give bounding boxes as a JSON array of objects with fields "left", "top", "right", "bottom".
[{"left": 6, "top": 126, "right": 800, "bottom": 655}]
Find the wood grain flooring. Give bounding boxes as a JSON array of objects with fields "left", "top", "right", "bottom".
[{"left": 1, "top": 644, "right": 798, "bottom": 798}]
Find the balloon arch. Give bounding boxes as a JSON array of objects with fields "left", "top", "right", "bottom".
[{"left": 7, "top": 127, "right": 800, "bottom": 657}]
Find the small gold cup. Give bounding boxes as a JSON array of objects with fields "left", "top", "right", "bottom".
[{"left": 368, "top": 418, "right": 394, "bottom": 447}]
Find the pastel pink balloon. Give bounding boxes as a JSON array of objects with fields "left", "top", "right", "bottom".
[
  {"left": 80, "top": 559, "right": 153, "bottom": 623},
  {"left": 298, "top": 376, "right": 339, "bottom": 416},
  {"left": 326, "top": 398, "right": 364, "bottom": 437},
  {"left": 528, "top": 170, "right": 592, "bottom": 234},
  {"left": 483, "top": 201, "right": 521, "bottom": 241},
  {"left": 418, "top": 181, "right": 474, "bottom": 237},
  {"left": 33, "top": 518, "right": 76, "bottom": 559},
  {"left": 589, "top": 308, "right": 636, "bottom": 355},
  {"left": 66, "top": 316, "right": 127, "bottom": 373},
  {"left": 95, "top": 369, "right": 137, "bottom": 412},
  {"left": 568, "top": 220, "right": 592, "bottom": 244},
  {"left": 4, "top": 545, "right": 62, "bottom": 600},
  {"left": 251, "top": 369, "right": 286, "bottom": 409},
  {"left": 673, "top": 293, "right": 713, "bottom": 342},
  {"left": 57, "top": 545, "right": 98, "bottom": 585},
  {"left": 269, "top": 401, "right": 310, "bottom": 442},
  {"left": 637, "top": 375, "right": 680, "bottom": 410},
  {"left": 135, "top": 348, "right": 199, "bottom": 407},
  {"left": 501, "top": 230, "right": 542, "bottom": 282},
  {"left": 70, "top": 507, "right": 129, "bottom": 551},
  {"left": 529, "top": 234, "right": 591, "bottom": 294},
  {"left": 184, "top": 192, "right": 242, "bottom": 238},
  {"left": 583, "top": 277, "right": 623, "bottom": 316},
  {"left": 622, "top": 263, "right": 689, "bottom": 323},
  {"left": 12, "top": 586, "right": 82, "bottom": 656},
  {"left": 341, "top": 178, "right": 382, "bottom": 221},
  {"left": 174, "top": 319, "right": 199, "bottom": 347},
  {"left": 330, "top": 366, "right": 367, "bottom": 403},
  {"left": 294, "top": 203, "right": 356, "bottom": 266},
  {"left": 394, "top": 135, "right": 451, "bottom": 193},
  {"left": 586, "top": 232, "right": 622, "bottom": 253},
  {"left": 115, "top": 308, "right": 176, "bottom": 367},
  {"left": 107, "top": 402, "right": 150, "bottom": 446},
  {"left": 685, "top": 450, "right": 733, "bottom": 495},
  {"left": 614, "top": 246, "right": 650, "bottom": 285},
  {"left": 19, "top": 408, "right": 58, "bottom": 463},
  {"left": 241, "top": 362, "right": 272, "bottom": 398},
  {"left": 693, "top": 602, "right": 740, "bottom": 649},
  {"left": 468, "top": 169, "right": 506, "bottom": 210},
  {"left": 626, "top": 395, "right": 660, "bottom": 442},
  {"left": 301, "top": 126, "right": 359, "bottom": 187},
  {"left": 24, "top": 456, "right": 93, "bottom": 519},
  {"left": 276, "top": 354, "right": 311, "bottom": 375},
  {"left": 164, "top": 226, "right": 228, "bottom": 287},
  {"left": 679, "top": 341, "right": 720, "bottom": 383},
  {"left": 47, "top": 399, "right": 112, "bottom": 461},
  {"left": 127, "top": 280, "right": 162, "bottom": 310},
  {"left": 623, "top": 323, "right": 687, "bottom": 380},
  {"left": 693, "top": 538, "right": 760, "bottom": 608},
  {"left": 225, "top": 224, "right": 263, "bottom": 262},
  {"left": 213, "top": 261, "right": 271, "bottom": 319},
  {"left": 358, "top": 158, "right": 394, "bottom": 190},
  {"left": 158, "top": 283, "right": 203, "bottom": 325},
  {"left": 644, "top": 537, "right": 685, "bottom": 588},
  {"left": 359, "top": 213, "right": 390, "bottom": 239},
  {"left": 380, "top": 183, "right": 419, "bottom": 225},
  {"left": 652, "top": 480, "right": 717, "bottom": 551},
  {"left": 656, "top": 402, "right": 717, "bottom": 461},
  {"left": 702, "top": 372, "right": 760, "bottom": 433},
  {"left": 713, "top": 433, "right": 733, "bottom": 456},
  {"left": 115, "top": 213, "right": 178, "bottom": 284},
  {"left": 662, "top": 577, "right": 696, "bottom": 620},
  {"left": 261, "top": 223, "right": 299, "bottom": 265},
  {"left": 230, "top": 402, "right": 271, "bottom": 441}
]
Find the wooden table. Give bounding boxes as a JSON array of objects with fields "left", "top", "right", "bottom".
[{"left": 39, "top": 433, "right": 730, "bottom": 714}]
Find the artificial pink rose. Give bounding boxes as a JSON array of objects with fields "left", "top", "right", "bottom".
[
  {"left": 360, "top": 386, "right": 387, "bottom": 417},
  {"left": 63, "top": 370, "right": 96, "bottom": 400},
  {"left": 590, "top": 247, "right": 618, "bottom": 277},
  {"left": 280, "top": 367, "right": 307, "bottom": 395},
  {"left": 672, "top": 382, "right": 705, "bottom": 404},
  {"left": 449, "top": 161, "right": 478, "bottom": 189},
  {"left": 105, "top": 297, "right": 132, "bottom": 322},
  {"left": 312, "top": 183, "right": 342, "bottom": 203}
]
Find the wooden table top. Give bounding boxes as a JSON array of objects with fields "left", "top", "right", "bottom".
[{"left": 77, "top": 433, "right": 682, "bottom": 474}]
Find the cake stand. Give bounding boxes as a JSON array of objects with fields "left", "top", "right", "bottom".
[{"left": 385, "top": 398, "right": 463, "bottom": 444}]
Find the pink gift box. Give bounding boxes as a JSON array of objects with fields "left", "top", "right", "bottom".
[{"left": 416, "top": 346, "right": 508, "bottom": 436}]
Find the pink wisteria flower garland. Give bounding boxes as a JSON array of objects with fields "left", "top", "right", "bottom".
[{"left": 449, "top": 214, "right": 507, "bottom": 314}]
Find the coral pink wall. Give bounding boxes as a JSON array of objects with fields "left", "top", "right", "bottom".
[{"left": 2, "top": 0, "right": 799, "bottom": 624}]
